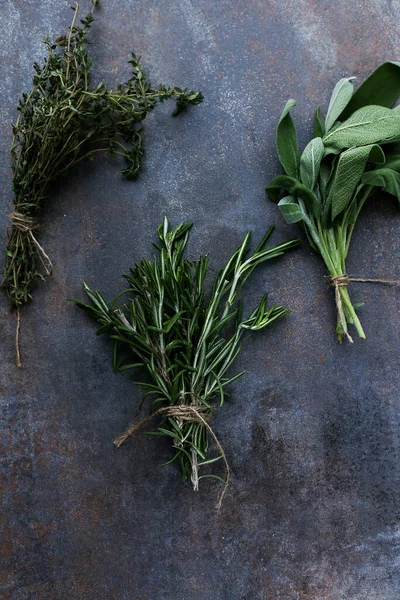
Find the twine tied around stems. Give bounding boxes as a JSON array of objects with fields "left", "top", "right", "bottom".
[
  {"left": 114, "top": 404, "right": 230, "bottom": 509},
  {"left": 9, "top": 212, "right": 54, "bottom": 368},
  {"left": 328, "top": 274, "right": 400, "bottom": 343},
  {"left": 9, "top": 211, "right": 53, "bottom": 277}
]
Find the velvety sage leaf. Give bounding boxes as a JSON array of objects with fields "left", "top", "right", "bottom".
[
  {"left": 313, "top": 105, "right": 325, "bottom": 137},
  {"left": 266, "top": 174, "right": 320, "bottom": 215},
  {"left": 329, "top": 144, "right": 385, "bottom": 220},
  {"left": 325, "top": 77, "right": 355, "bottom": 132},
  {"left": 323, "top": 105, "right": 400, "bottom": 150},
  {"left": 276, "top": 99, "right": 300, "bottom": 178},
  {"left": 362, "top": 167, "right": 400, "bottom": 203},
  {"left": 323, "top": 146, "right": 341, "bottom": 157},
  {"left": 383, "top": 152, "right": 400, "bottom": 170},
  {"left": 300, "top": 137, "right": 324, "bottom": 190},
  {"left": 341, "top": 62, "right": 400, "bottom": 119},
  {"left": 318, "top": 159, "right": 336, "bottom": 204},
  {"left": 278, "top": 196, "right": 304, "bottom": 223}
]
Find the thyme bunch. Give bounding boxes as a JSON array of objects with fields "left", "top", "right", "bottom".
[
  {"left": 2, "top": 1, "right": 202, "bottom": 312},
  {"left": 267, "top": 62, "right": 400, "bottom": 342},
  {"left": 72, "top": 218, "right": 298, "bottom": 504}
]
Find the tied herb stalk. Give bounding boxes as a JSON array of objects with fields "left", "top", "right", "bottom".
[
  {"left": 72, "top": 218, "right": 299, "bottom": 506},
  {"left": 2, "top": 1, "right": 202, "bottom": 353},
  {"left": 266, "top": 62, "right": 400, "bottom": 342}
]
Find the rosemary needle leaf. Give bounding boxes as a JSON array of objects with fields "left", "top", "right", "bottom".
[{"left": 71, "top": 218, "right": 299, "bottom": 498}]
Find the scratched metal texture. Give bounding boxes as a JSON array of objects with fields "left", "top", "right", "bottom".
[{"left": 1, "top": 1, "right": 400, "bottom": 598}]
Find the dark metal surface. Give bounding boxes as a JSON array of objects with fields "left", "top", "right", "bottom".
[{"left": 1, "top": 1, "right": 400, "bottom": 598}]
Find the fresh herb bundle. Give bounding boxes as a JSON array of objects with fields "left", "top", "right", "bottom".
[
  {"left": 266, "top": 62, "right": 400, "bottom": 342},
  {"left": 2, "top": 1, "right": 202, "bottom": 315},
  {"left": 72, "top": 218, "right": 298, "bottom": 505}
]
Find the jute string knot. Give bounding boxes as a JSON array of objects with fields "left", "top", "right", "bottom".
[
  {"left": 114, "top": 403, "right": 230, "bottom": 508},
  {"left": 10, "top": 211, "right": 39, "bottom": 232},
  {"left": 329, "top": 274, "right": 349, "bottom": 287},
  {"left": 9, "top": 210, "right": 53, "bottom": 277},
  {"left": 9, "top": 211, "right": 54, "bottom": 369},
  {"left": 328, "top": 273, "right": 400, "bottom": 344}
]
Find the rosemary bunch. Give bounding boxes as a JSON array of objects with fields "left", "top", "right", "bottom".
[
  {"left": 2, "top": 1, "right": 202, "bottom": 311},
  {"left": 267, "top": 62, "right": 400, "bottom": 342},
  {"left": 72, "top": 218, "right": 298, "bottom": 504}
]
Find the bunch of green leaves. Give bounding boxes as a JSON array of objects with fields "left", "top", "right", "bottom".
[
  {"left": 71, "top": 218, "right": 298, "bottom": 494},
  {"left": 266, "top": 62, "right": 400, "bottom": 342},
  {"left": 2, "top": 1, "right": 202, "bottom": 308}
]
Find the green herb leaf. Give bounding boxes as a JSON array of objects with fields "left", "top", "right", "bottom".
[
  {"left": 313, "top": 105, "right": 325, "bottom": 137},
  {"left": 362, "top": 167, "right": 400, "bottom": 203},
  {"left": 276, "top": 99, "right": 300, "bottom": 178},
  {"left": 278, "top": 196, "right": 305, "bottom": 224},
  {"left": 266, "top": 175, "right": 320, "bottom": 215},
  {"left": 341, "top": 61, "right": 400, "bottom": 119},
  {"left": 325, "top": 77, "right": 355, "bottom": 132},
  {"left": 300, "top": 137, "right": 324, "bottom": 190},
  {"left": 329, "top": 144, "right": 385, "bottom": 220},
  {"left": 382, "top": 149, "right": 400, "bottom": 171},
  {"left": 323, "top": 105, "right": 400, "bottom": 150}
]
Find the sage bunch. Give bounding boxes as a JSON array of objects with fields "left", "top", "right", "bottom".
[
  {"left": 72, "top": 218, "right": 298, "bottom": 505},
  {"left": 266, "top": 62, "right": 400, "bottom": 342},
  {"left": 2, "top": 1, "right": 202, "bottom": 313}
]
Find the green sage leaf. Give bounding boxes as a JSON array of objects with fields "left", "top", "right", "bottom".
[
  {"left": 318, "top": 160, "right": 335, "bottom": 203},
  {"left": 325, "top": 77, "right": 355, "bottom": 132},
  {"left": 300, "top": 137, "right": 324, "bottom": 190},
  {"left": 382, "top": 150, "right": 400, "bottom": 171},
  {"left": 277, "top": 196, "right": 304, "bottom": 223},
  {"left": 266, "top": 175, "right": 320, "bottom": 215},
  {"left": 323, "top": 105, "right": 400, "bottom": 150},
  {"left": 362, "top": 167, "right": 400, "bottom": 203},
  {"left": 313, "top": 105, "right": 325, "bottom": 137},
  {"left": 329, "top": 144, "right": 385, "bottom": 220},
  {"left": 276, "top": 99, "right": 300, "bottom": 178},
  {"left": 341, "top": 61, "right": 400, "bottom": 119}
]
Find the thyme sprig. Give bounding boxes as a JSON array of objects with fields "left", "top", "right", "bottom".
[
  {"left": 2, "top": 1, "right": 202, "bottom": 311},
  {"left": 267, "top": 62, "right": 400, "bottom": 342},
  {"left": 72, "top": 218, "right": 298, "bottom": 504}
]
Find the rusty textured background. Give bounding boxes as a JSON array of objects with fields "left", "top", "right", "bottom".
[{"left": 1, "top": 1, "right": 400, "bottom": 598}]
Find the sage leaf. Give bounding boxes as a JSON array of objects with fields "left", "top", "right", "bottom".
[
  {"left": 362, "top": 168, "right": 400, "bottom": 203},
  {"left": 300, "top": 137, "right": 324, "bottom": 190},
  {"left": 313, "top": 105, "right": 325, "bottom": 137},
  {"left": 318, "top": 160, "right": 335, "bottom": 203},
  {"left": 325, "top": 77, "right": 355, "bottom": 132},
  {"left": 266, "top": 175, "right": 320, "bottom": 215},
  {"left": 276, "top": 99, "right": 300, "bottom": 178},
  {"left": 383, "top": 151, "right": 400, "bottom": 171},
  {"left": 278, "top": 196, "right": 304, "bottom": 223},
  {"left": 341, "top": 61, "right": 400, "bottom": 119},
  {"left": 323, "top": 105, "right": 400, "bottom": 150},
  {"left": 329, "top": 144, "right": 385, "bottom": 220}
]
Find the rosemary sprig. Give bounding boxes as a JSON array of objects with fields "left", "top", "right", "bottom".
[
  {"left": 267, "top": 62, "right": 400, "bottom": 342},
  {"left": 71, "top": 218, "right": 299, "bottom": 505},
  {"left": 2, "top": 1, "right": 202, "bottom": 311}
]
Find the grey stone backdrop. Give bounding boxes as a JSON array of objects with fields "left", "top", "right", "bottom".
[{"left": 0, "top": 1, "right": 400, "bottom": 598}]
